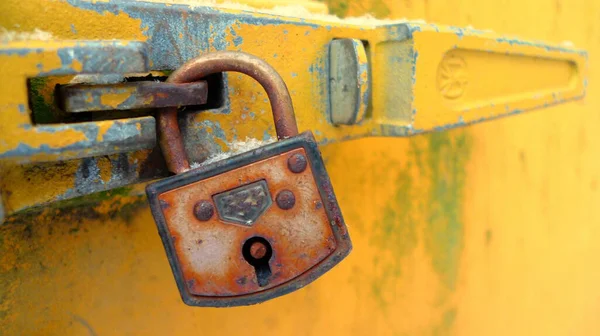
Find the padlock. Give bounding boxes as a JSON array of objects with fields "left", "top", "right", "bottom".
[{"left": 146, "top": 51, "right": 352, "bottom": 307}]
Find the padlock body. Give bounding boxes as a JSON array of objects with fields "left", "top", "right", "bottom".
[{"left": 146, "top": 131, "right": 351, "bottom": 307}]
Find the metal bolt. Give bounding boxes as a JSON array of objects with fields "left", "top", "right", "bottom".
[
  {"left": 287, "top": 153, "right": 307, "bottom": 173},
  {"left": 249, "top": 241, "right": 268, "bottom": 260},
  {"left": 193, "top": 200, "right": 214, "bottom": 221},
  {"left": 276, "top": 190, "right": 296, "bottom": 210}
]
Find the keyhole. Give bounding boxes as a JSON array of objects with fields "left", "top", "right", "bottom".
[{"left": 242, "top": 237, "right": 273, "bottom": 287}]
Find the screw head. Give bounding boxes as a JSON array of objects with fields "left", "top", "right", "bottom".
[
  {"left": 276, "top": 190, "right": 296, "bottom": 210},
  {"left": 287, "top": 153, "right": 307, "bottom": 173},
  {"left": 249, "top": 241, "right": 268, "bottom": 260},
  {"left": 193, "top": 200, "right": 214, "bottom": 221}
]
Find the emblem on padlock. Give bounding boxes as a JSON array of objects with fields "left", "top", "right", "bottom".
[{"left": 146, "top": 51, "right": 351, "bottom": 307}]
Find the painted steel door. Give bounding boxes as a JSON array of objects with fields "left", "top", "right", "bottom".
[{"left": 1, "top": 0, "right": 599, "bottom": 335}]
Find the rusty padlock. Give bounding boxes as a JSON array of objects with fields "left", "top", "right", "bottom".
[{"left": 146, "top": 51, "right": 352, "bottom": 307}]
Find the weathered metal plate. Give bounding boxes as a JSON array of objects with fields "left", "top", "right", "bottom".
[
  {"left": 213, "top": 180, "right": 273, "bottom": 226},
  {"left": 146, "top": 131, "right": 351, "bottom": 306}
]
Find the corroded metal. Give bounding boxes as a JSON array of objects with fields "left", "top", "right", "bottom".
[
  {"left": 248, "top": 241, "right": 268, "bottom": 260},
  {"left": 329, "top": 38, "right": 370, "bottom": 125},
  {"left": 193, "top": 200, "right": 215, "bottom": 222},
  {"left": 159, "top": 51, "right": 299, "bottom": 174},
  {"left": 275, "top": 189, "right": 296, "bottom": 210},
  {"left": 146, "top": 132, "right": 351, "bottom": 306},
  {"left": 59, "top": 81, "right": 209, "bottom": 112},
  {"left": 287, "top": 153, "right": 308, "bottom": 173}
]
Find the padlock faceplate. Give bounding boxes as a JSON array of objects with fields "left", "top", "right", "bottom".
[{"left": 147, "top": 132, "right": 351, "bottom": 306}]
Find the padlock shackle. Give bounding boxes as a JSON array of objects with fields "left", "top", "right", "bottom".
[{"left": 158, "top": 51, "right": 299, "bottom": 174}]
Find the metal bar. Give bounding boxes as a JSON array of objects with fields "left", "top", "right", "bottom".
[{"left": 59, "top": 81, "right": 209, "bottom": 112}]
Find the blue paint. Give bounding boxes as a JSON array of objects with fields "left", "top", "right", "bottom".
[
  {"left": 102, "top": 120, "right": 144, "bottom": 142},
  {"left": 291, "top": 72, "right": 298, "bottom": 78},
  {"left": 66, "top": 0, "right": 321, "bottom": 71},
  {"left": 212, "top": 121, "right": 227, "bottom": 140},
  {"left": 233, "top": 36, "right": 243, "bottom": 47},
  {"left": 38, "top": 42, "right": 147, "bottom": 76},
  {"left": 386, "top": 24, "right": 411, "bottom": 41},
  {"left": 450, "top": 27, "right": 465, "bottom": 40},
  {"left": 262, "top": 129, "right": 271, "bottom": 141},
  {"left": 0, "top": 142, "right": 53, "bottom": 158},
  {"left": 70, "top": 24, "right": 77, "bottom": 34},
  {"left": 0, "top": 117, "right": 155, "bottom": 160},
  {"left": 411, "top": 50, "right": 419, "bottom": 85},
  {"left": 495, "top": 37, "right": 587, "bottom": 56},
  {"left": 408, "top": 24, "right": 421, "bottom": 33},
  {"left": 308, "top": 60, "right": 326, "bottom": 76},
  {"left": 273, "top": 53, "right": 278, "bottom": 58},
  {"left": 229, "top": 26, "right": 244, "bottom": 47},
  {"left": 283, "top": 29, "right": 288, "bottom": 35},
  {"left": 0, "top": 47, "right": 43, "bottom": 56},
  {"left": 17, "top": 104, "right": 26, "bottom": 114}
]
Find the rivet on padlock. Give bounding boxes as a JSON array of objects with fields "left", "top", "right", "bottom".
[{"left": 146, "top": 51, "right": 352, "bottom": 307}]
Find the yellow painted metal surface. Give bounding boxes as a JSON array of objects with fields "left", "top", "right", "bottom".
[
  {"left": 1, "top": 0, "right": 599, "bottom": 335},
  {"left": 0, "top": 0, "right": 587, "bottom": 218}
]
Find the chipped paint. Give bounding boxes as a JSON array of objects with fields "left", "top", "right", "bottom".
[
  {"left": 0, "top": 40, "right": 150, "bottom": 163},
  {"left": 0, "top": 0, "right": 588, "bottom": 216},
  {"left": 98, "top": 90, "right": 131, "bottom": 109}
]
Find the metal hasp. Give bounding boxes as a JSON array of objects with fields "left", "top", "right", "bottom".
[
  {"left": 59, "top": 81, "right": 209, "bottom": 112},
  {"left": 0, "top": 0, "right": 588, "bottom": 220},
  {"left": 146, "top": 51, "right": 350, "bottom": 306}
]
